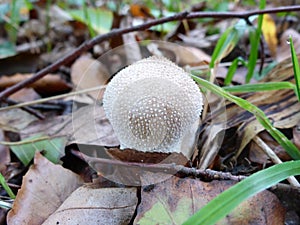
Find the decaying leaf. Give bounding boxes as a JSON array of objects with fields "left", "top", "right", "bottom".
[
  {"left": 10, "top": 88, "right": 40, "bottom": 102},
  {"left": 135, "top": 176, "right": 284, "bottom": 224},
  {"left": 20, "top": 104, "right": 119, "bottom": 147},
  {"left": 9, "top": 134, "right": 67, "bottom": 166},
  {"left": 262, "top": 14, "right": 278, "bottom": 57},
  {"left": 0, "top": 108, "right": 37, "bottom": 132},
  {"left": 71, "top": 55, "right": 110, "bottom": 100},
  {"left": 129, "top": 4, "right": 154, "bottom": 18},
  {"left": 146, "top": 41, "right": 211, "bottom": 66},
  {"left": 42, "top": 186, "right": 137, "bottom": 225},
  {"left": 7, "top": 152, "right": 84, "bottom": 225},
  {"left": 0, "top": 73, "right": 72, "bottom": 96},
  {"left": 277, "top": 29, "right": 300, "bottom": 62}
]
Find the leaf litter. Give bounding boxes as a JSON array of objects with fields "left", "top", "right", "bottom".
[{"left": 1, "top": 1, "right": 300, "bottom": 225}]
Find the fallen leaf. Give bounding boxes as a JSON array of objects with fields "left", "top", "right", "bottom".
[
  {"left": 0, "top": 108, "right": 37, "bottom": 132},
  {"left": 20, "top": 104, "right": 119, "bottom": 147},
  {"left": 71, "top": 55, "right": 109, "bottom": 100},
  {"left": 262, "top": 14, "right": 278, "bottom": 57},
  {"left": 9, "top": 134, "right": 67, "bottom": 166},
  {"left": 9, "top": 88, "right": 40, "bottom": 102},
  {"left": 146, "top": 41, "right": 211, "bottom": 66},
  {"left": 42, "top": 186, "right": 138, "bottom": 225},
  {"left": 129, "top": 4, "right": 154, "bottom": 18},
  {"left": 7, "top": 152, "right": 84, "bottom": 225},
  {"left": 0, "top": 53, "right": 39, "bottom": 75},
  {"left": 178, "top": 26, "right": 215, "bottom": 49},
  {"left": 135, "top": 176, "right": 285, "bottom": 224},
  {"left": 277, "top": 29, "right": 300, "bottom": 62},
  {"left": 0, "top": 73, "right": 72, "bottom": 96}
]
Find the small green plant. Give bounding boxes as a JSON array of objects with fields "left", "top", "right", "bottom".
[
  {"left": 223, "top": 81, "right": 294, "bottom": 92},
  {"left": 289, "top": 36, "right": 300, "bottom": 101},
  {"left": 0, "top": 173, "right": 15, "bottom": 199},
  {"left": 245, "top": 0, "right": 266, "bottom": 82},
  {"left": 211, "top": 0, "right": 266, "bottom": 84},
  {"left": 5, "top": 0, "right": 19, "bottom": 44}
]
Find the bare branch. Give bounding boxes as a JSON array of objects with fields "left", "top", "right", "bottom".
[
  {"left": 1, "top": 5, "right": 300, "bottom": 101},
  {"left": 71, "top": 149, "right": 247, "bottom": 181}
]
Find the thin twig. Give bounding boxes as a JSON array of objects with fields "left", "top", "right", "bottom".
[
  {"left": 72, "top": 150, "right": 247, "bottom": 181},
  {"left": 186, "top": 5, "right": 300, "bottom": 20},
  {"left": 0, "top": 85, "right": 106, "bottom": 112},
  {"left": 1, "top": 5, "right": 300, "bottom": 101},
  {"left": 4, "top": 98, "right": 45, "bottom": 120}
]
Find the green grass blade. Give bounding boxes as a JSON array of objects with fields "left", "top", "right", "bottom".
[
  {"left": 192, "top": 75, "right": 300, "bottom": 159},
  {"left": 83, "top": 2, "right": 96, "bottom": 38},
  {"left": 289, "top": 36, "right": 300, "bottom": 102},
  {"left": 223, "top": 81, "right": 295, "bottom": 92},
  {"left": 245, "top": 0, "right": 266, "bottom": 83},
  {"left": 209, "top": 26, "right": 241, "bottom": 68},
  {"left": 224, "top": 57, "right": 247, "bottom": 85},
  {"left": 0, "top": 173, "right": 15, "bottom": 199},
  {"left": 184, "top": 160, "right": 300, "bottom": 225}
]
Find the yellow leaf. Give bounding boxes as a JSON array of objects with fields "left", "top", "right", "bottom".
[{"left": 262, "top": 14, "right": 278, "bottom": 57}]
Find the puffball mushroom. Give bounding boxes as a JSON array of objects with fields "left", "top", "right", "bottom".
[{"left": 103, "top": 56, "right": 203, "bottom": 158}]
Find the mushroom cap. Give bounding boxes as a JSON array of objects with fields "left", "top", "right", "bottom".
[{"left": 103, "top": 56, "right": 203, "bottom": 157}]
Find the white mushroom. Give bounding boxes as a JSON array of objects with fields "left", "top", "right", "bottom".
[{"left": 103, "top": 56, "right": 203, "bottom": 158}]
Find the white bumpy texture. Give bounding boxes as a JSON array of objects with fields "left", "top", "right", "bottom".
[{"left": 103, "top": 56, "right": 203, "bottom": 157}]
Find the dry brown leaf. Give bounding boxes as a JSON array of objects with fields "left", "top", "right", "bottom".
[
  {"left": 71, "top": 55, "right": 109, "bottom": 99},
  {"left": 0, "top": 108, "right": 37, "bottom": 132},
  {"left": 72, "top": 105, "right": 119, "bottom": 146},
  {"left": 262, "top": 14, "right": 278, "bottom": 57},
  {"left": 42, "top": 186, "right": 137, "bottom": 225},
  {"left": 7, "top": 152, "right": 84, "bottom": 225},
  {"left": 147, "top": 42, "right": 211, "bottom": 66},
  {"left": 20, "top": 104, "right": 119, "bottom": 147},
  {"left": 135, "top": 176, "right": 285, "bottom": 224},
  {"left": 9, "top": 88, "right": 40, "bottom": 102},
  {"left": 176, "top": 46, "right": 211, "bottom": 66},
  {"left": 129, "top": 4, "right": 154, "bottom": 18},
  {"left": 0, "top": 73, "right": 72, "bottom": 96},
  {"left": 277, "top": 29, "right": 300, "bottom": 62}
]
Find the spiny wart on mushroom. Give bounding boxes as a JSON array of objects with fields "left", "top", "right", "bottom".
[{"left": 103, "top": 56, "right": 203, "bottom": 157}]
